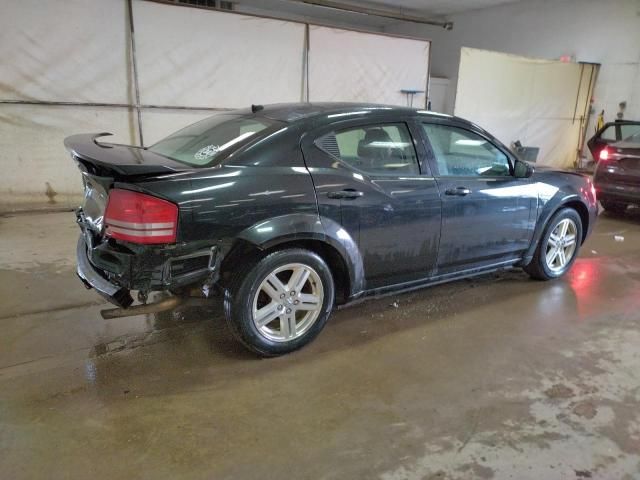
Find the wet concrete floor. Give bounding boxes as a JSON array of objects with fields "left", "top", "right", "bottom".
[{"left": 1, "top": 210, "right": 640, "bottom": 479}]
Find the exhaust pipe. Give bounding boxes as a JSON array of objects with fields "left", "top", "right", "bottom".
[{"left": 100, "top": 295, "right": 184, "bottom": 319}]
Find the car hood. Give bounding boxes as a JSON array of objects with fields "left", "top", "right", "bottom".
[{"left": 532, "top": 165, "right": 585, "bottom": 176}]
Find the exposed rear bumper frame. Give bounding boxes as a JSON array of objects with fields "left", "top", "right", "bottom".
[{"left": 76, "top": 236, "right": 133, "bottom": 308}]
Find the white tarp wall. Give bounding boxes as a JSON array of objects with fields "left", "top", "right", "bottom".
[
  {"left": 133, "top": 1, "right": 306, "bottom": 145},
  {"left": 0, "top": 0, "right": 430, "bottom": 211},
  {"left": 454, "top": 47, "right": 595, "bottom": 168},
  {"left": 0, "top": 0, "right": 136, "bottom": 209},
  {"left": 308, "top": 26, "right": 430, "bottom": 107}
]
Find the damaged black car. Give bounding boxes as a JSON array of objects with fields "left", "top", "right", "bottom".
[{"left": 69, "top": 103, "right": 598, "bottom": 356}]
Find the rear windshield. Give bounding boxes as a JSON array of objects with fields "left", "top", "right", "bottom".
[{"left": 148, "top": 114, "right": 280, "bottom": 166}]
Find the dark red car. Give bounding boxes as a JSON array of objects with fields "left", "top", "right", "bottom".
[{"left": 589, "top": 121, "right": 640, "bottom": 213}]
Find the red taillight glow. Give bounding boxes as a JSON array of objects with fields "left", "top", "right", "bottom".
[
  {"left": 599, "top": 147, "right": 609, "bottom": 161},
  {"left": 104, "top": 189, "right": 178, "bottom": 244}
]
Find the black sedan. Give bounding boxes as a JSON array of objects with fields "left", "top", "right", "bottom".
[
  {"left": 67, "top": 103, "right": 598, "bottom": 355},
  {"left": 588, "top": 121, "right": 640, "bottom": 213}
]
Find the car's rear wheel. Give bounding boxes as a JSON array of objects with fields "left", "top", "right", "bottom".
[
  {"left": 224, "top": 248, "right": 335, "bottom": 356},
  {"left": 524, "top": 208, "right": 582, "bottom": 280},
  {"left": 600, "top": 199, "right": 628, "bottom": 214}
]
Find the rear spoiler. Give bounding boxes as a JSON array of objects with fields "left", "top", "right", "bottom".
[{"left": 64, "top": 133, "right": 188, "bottom": 177}]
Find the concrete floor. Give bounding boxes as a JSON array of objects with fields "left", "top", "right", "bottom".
[{"left": 1, "top": 211, "right": 639, "bottom": 480}]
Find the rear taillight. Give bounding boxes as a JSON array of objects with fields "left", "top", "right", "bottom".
[
  {"left": 104, "top": 189, "right": 178, "bottom": 244},
  {"left": 599, "top": 147, "right": 609, "bottom": 161}
]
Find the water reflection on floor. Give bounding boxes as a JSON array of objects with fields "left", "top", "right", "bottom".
[{"left": 1, "top": 209, "right": 640, "bottom": 479}]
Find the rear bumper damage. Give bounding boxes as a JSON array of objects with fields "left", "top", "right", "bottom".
[
  {"left": 77, "top": 237, "right": 210, "bottom": 318},
  {"left": 76, "top": 236, "right": 133, "bottom": 308},
  {"left": 75, "top": 208, "right": 223, "bottom": 311}
]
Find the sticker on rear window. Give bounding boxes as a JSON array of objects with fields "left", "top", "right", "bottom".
[{"left": 194, "top": 144, "right": 221, "bottom": 161}]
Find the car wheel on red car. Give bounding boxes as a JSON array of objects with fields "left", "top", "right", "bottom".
[
  {"left": 224, "top": 248, "right": 335, "bottom": 356},
  {"left": 524, "top": 208, "right": 583, "bottom": 281}
]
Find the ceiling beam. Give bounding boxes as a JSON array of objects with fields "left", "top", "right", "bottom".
[{"left": 287, "top": 0, "right": 454, "bottom": 29}]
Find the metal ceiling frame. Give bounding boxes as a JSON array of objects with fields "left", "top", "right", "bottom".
[
  {"left": 0, "top": 0, "right": 435, "bottom": 147},
  {"left": 289, "top": 0, "right": 453, "bottom": 29}
]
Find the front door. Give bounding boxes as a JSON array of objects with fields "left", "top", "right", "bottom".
[
  {"left": 302, "top": 119, "right": 442, "bottom": 289},
  {"left": 420, "top": 121, "right": 536, "bottom": 273}
]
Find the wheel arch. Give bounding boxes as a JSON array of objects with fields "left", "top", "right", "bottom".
[
  {"left": 524, "top": 196, "right": 590, "bottom": 261},
  {"left": 561, "top": 199, "right": 590, "bottom": 244},
  {"left": 219, "top": 214, "right": 365, "bottom": 303}
]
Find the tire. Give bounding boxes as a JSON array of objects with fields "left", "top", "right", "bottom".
[
  {"left": 224, "top": 248, "right": 335, "bottom": 356},
  {"left": 524, "top": 208, "right": 583, "bottom": 281},
  {"left": 600, "top": 199, "right": 628, "bottom": 214}
]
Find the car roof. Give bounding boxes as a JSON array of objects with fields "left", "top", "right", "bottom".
[
  {"left": 234, "top": 102, "right": 463, "bottom": 125},
  {"left": 227, "top": 102, "right": 503, "bottom": 151}
]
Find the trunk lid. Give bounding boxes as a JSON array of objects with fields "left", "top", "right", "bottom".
[{"left": 78, "top": 171, "right": 110, "bottom": 235}]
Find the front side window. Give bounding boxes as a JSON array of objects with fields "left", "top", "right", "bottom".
[
  {"left": 422, "top": 123, "right": 510, "bottom": 177},
  {"left": 149, "top": 114, "right": 280, "bottom": 166},
  {"left": 316, "top": 123, "right": 419, "bottom": 176}
]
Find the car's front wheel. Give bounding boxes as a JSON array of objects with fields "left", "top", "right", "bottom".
[
  {"left": 224, "top": 248, "right": 335, "bottom": 356},
  {"left": 524, "top": 208, "right": 583, "bottom": 280}
]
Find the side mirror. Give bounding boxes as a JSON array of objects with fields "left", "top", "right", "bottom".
[{"left": 514, "top": 159, "right": 534, "bottom": 178}]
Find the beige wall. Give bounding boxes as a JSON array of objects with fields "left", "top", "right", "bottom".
[
  {"left": 0, "top": 0, "right": 430, "bottom": 212},
  {"left": 385, "top": 0, "right": 640, "bottom": 153}
]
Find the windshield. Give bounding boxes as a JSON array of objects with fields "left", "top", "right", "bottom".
[{"left": 149, "top": 114, "right": 280, "bottom": 166}]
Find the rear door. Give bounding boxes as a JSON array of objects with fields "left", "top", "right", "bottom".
[
  {"left": 419, "top": 121, "right": 535, "bottom": 273},
  {"left": 301, "top": 118, "right": 441, "bottom": 289}
]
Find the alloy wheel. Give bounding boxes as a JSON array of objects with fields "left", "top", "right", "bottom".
[
  {"left": 252, "top": 263, "right": 324, "bottom": 342},
  {"left": 545, "top": 218, "right": 578, "bottom": 272}
]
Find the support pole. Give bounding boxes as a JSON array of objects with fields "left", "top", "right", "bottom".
[{"left": 127, "top": 0, "right": 144, "bottom": 147}]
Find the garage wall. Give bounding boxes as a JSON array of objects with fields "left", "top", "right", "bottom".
[
  {"left": 385, "top": 0, "right": 640, "bottom": 159},
  {"left": 455, "top": 48, "right": 596, "bottom": 168},
  {"left": 308, "top": 26, "right": 430, "bottom": 106},
  {"left": 0, "top": 0, "right": 136, "bottom": 210},
  {"left": 0, "top": 0, "right": 430, "bottom": 212},
  {"left": 132, "top": 1, "right": 306, "bottom": 120}
]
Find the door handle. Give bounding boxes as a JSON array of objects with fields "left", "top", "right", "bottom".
[
  {"left": 444, "top": 187, "right": 471, "bottom": 196},
  {"left": 327, "top": 189, "right": 364, "bottom": 200}
]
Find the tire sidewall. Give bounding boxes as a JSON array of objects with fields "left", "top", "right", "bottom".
[
  {"left": 229, "top": 249, "right": 335, "bottom": 356},
  {"left": 538, "top": 208, "right": 583, "bottom": 279}
]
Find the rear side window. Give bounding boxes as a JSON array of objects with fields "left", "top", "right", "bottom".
[
  {"left": 600, "top": 126, "right": 616, "bottom": 141},
  {"left": 316, "top": 123, "right": 419, "bottom": 175},
  {"left": 600, "top": 123, "right": 640, "bottom": 142},
  {"left": 422, "top": 123, "right": 510, "bottom": 177},
  {"left": 149, "top": 114, "right": 280, "bottom": 166},
  {"left": 621, "top": 124, "right": 640, "bottom": 141}
]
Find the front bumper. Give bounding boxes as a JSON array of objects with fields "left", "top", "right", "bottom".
[{"left": 76, "top": 236, "right": 133, "bottom": 308}]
